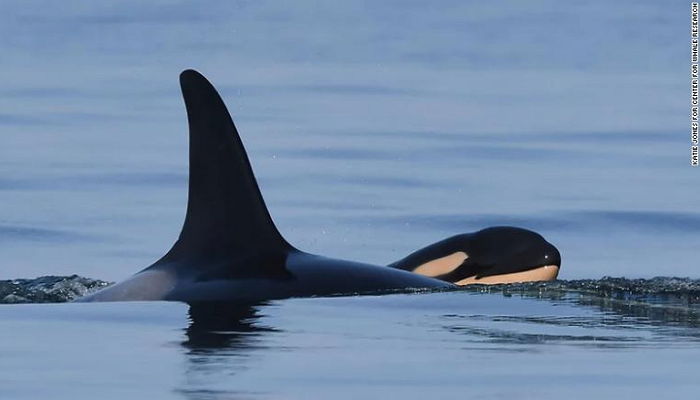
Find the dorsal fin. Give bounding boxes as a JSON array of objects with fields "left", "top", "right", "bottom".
[{"left": 160, "top": 69, "right": 292, "bottom": 263}]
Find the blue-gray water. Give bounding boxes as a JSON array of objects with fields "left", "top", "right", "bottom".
[{"left": 0, "top": 1, "right": 696, "bottom": 398}]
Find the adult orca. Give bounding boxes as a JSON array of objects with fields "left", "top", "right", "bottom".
[{"left": 78, "top": 70, "right": 560, "bottom": 303}]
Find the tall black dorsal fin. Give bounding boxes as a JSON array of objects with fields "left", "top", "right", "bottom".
[{"left": 162, "top": 69, "right": 292, "bottom": 262}]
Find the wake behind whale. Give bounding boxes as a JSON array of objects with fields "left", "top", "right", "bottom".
[{"left": 3, "top": 275, "right": 699, "bottom": 309}]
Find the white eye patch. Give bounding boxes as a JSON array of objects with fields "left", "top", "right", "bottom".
[{"left": 412, "top": 252, "right": 468, "bottom": 277}]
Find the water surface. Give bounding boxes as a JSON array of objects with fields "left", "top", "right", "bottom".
[{"left": 2, "top": 289, "right": 700, "bottom": 399}]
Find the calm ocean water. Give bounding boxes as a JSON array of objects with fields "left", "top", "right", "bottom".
[{"left": 0, "top": 1, "right": 696, "bottom": 399}]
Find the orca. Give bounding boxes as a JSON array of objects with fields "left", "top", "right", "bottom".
[{"left": 78, "top": 70, "right": 560, "bottom": 303}]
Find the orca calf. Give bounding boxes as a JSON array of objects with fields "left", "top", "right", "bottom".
[{"left": 78, "top": 70, "right": 560, "bottom": 303}]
